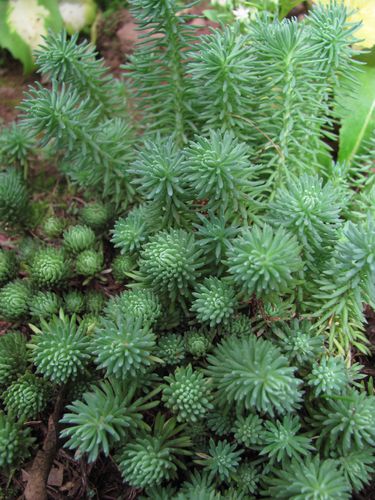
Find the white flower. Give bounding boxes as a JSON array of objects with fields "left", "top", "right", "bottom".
[{"left": 233, "top": 6, "right": 250, "bottom": 22}]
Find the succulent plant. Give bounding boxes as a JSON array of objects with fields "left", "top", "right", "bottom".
[
  {"left": 105, "top": 288, "right": 162, "bottom": 326},
  {"left": 117, "top": 413, "right": 192, "bottom": 487},
  {"left": 61, "top": 379, "right": 159, "bottom": 463},
  {"left": 307, "top": 356, "right": 364, "bottom": 397},
  {"left": 63, "top": 225, "right": 96, "bottom": 254},
  {"left": 0, "top": 412, "right": 34, "bottom": 468},
  {"left": 29, "top": 290, "right": 61, "bottom": 319},
  {"left": 0, "top": 332, "right": 29, "bottom": 386},
  {"left": 30, "top": 311, "right": 92, "bottom": 384},
  {"left": 30, "top": 247, "right": 67, "bottom": 288},
  {"left": 262, "top": 456, "right": 350, "bottom": 499},
  {"left": 111, "top": 254, "right": 135, "bottom": 282},
  {"left": 93, "top": 315, "right": 157, "bottom": 378},
  {"left": 233, "top": 414, "right": 264, "bottom": 448},
  {"left": 227, "top": 224, "right": 303, "bottom": 298},
  {"left": 80, "top": 202, "right": 111, "bottom": 230},
  {"left": 195, "top": 439, "right": 243, "bottom": 482},
  {"left": 184, "top": 329, "right": 212, "bottom": 358},
  {"left": 207, "top": 335, "right": 302, "bottom": 416},
  {"left": 0, "top": 168, "right": 29, "bottom": 226},
  {"left": 0, "top": 250, "right": 18, "bottom": 285},
  {"left": 139, "top": 229, "right": 204, "bottom": 305},
  {"left": 111, "top": 205, "right": 152, "bottom": 255},
  {"left": 156, "top": 333, "right": 186, "bottom": 366},
  {"left": 232, "top": 460, "right": 261, "bottom": 495},
  {"left": 42, "top": 216, "right": 65, "bottom": 239},
  {"left": 85, "top": 290, "right": 105, "bottom": 314},
  {"left": 275, "top": 319, "right": 324, "bottom": 366},
  {"left": 63, "top": 290, "right": 86, "bottom": 315},
  {"left": 162, "top": 365, "right": 213, "bottom": 423},
  {"left": 259, "top": 415, "right": 314, "bottom": 466},
  {"left": 191, "top": 277, "right": 238, "bottom": 327},
  {"left": 225, "top": 314, "right": 252, "bottom": 338},
  {"left": 75, "top": 249, "right": 104, "bottom": 277},
  {"left": 0, "top": 280, "right": 31, "bottom": 321},
  {"left": 310, "top": 390, "right": 375, "bottom": 455},
  {"left": 3, "top": 373, "right": 50, "bottom": 420}
]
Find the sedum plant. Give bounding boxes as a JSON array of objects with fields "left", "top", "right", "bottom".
[
  {"left": 0, "top": 279, "right": 31, "bottom": 321},
  {"left": 2, "top": 1, "right": 375, "bottom": 497},
  {"left": 61, "top": 379, "right": 159, "bottom": 462},
  {"left": 93, "top": 316, "right": 157, "bottom": 378},
  {"left": 29, "top": 311, "right": 92, "bottom": 384},
  {"left": 0, "top": 332, "right": 29, "bottom": 386},
  {"left": 162, "top": 364, "right": 213, "bottom": 423},
  {"left": 207, "top": 335, "right": 302, "bottom": 416},
  {"left": 3, "top": 372, "right": 50, "bottom": 420},
  {"left": 0, "top": 412, "right": 34, "bottom": 469},
  {"left": 117, "top": 413, "right": 192, "bottom": 487}
]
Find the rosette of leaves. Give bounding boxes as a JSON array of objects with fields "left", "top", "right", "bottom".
[
  {"left": 259, "top": 415, "right": 314, "bottom": 467},
  {"left": 75, "top": 249, "right": 103, "bottom": 277},
  {"left": 0, "top": 249, "right": 18, "bottom": 285},
  {"left": 178, "top": 470, "right": 216, "bottom": 498},
  {"left": 227, "top": 224, "right": 303, "bottom": 299},
  {"left": 93, "top": 315, "right": 157, "bottom": 379},
  {"left": 138, "top": 229, "right": 204, "bottom": 306},
  {"left": 105, "top": 289, "right": 161, "bottom": 326},
  {"left": 30, "top": 247, "right": 67, "bottom": 288},
  {"left": 129, "top": 135, "right": 191, "bottom": 228},
  {"left": 3, "top": 372, "right": 50, "bottom": 420},
  {"left": 63, "top": 290, "right": 86, "bottom": 315},
  {"left": 225, "top": 314, "right": 252, "bottom": 338},
  {"left": 184, "top": 130, "right": 254, "bottom": 215},
  {"left": 117, "top": 413, "right": 192, "bottom": 488},
  {"left": 111, "top": 254, "right": 135, "bottom": 282},
  {"left": 60, "top": 379, "right": 160, "bottom": 462},
  {"left": 193, "top": 209, "right": 241, "bottom": 274},
  {"left": 206, "top": 335, "right": 302, "bottom": 416},
  {"left": 80, "top": 202, "right": 111, "bottom": 230},
  {"left": 0, "top": 332, "right": 29, "bottom": 386},
  {"left": 29, "top": 290, "right": 61, "bottom": 319},
  {"left": 111, "top": 204, "right": 153, "bottom": 255},
  {"left": 207, "top": 410, "right": 234, "bottom": 437},
  {"left": 0, "top": 279, "right": 30, "bottom": 321},
  {"left": 269, "top": 174, "right": 343, "bottom": 260},
  {"left": 85, "top": 290, "right": 105, "bottom": 314},
  {"left": 262, "top": 456, "right": 350, "bottom": 499},
  {"left": 275, "top": 319, "right": 324, "bottom": 367},
  {"left": 156, "top": 333, "right": 185, "bottom": 366},
  {"left": 42, "top": 215, "right": 65, "bottom": 239},
  {"left": 309, "top": 389, "right": 375, "bottom": 455},
  {"left": 184, "top": 329, "right": 212, "bottom": 358},
  {"left": 232, "top": 460, "right": 261, "bottom": 496},
  {"left": 0, "top": 168, "right": 29, "bottom": 226},
  {"left": 232, "top": 414, "right": 264, "bottom": 448},
  {"left": 63, "top": 224, "right": 96, "bottom": 254},
  {"left": 0, "top": 412, "right": 34, "bottom": 469},
  {"left": 336, "top": 446, "right": 375, "bottom": 493},
  {"left": 191, "top": 277, "right": 238, "bottom": 327},
  {"left": 0, "top": 122, "right": 34, "bottom": 173},
  {"left": 29, "top": 311, "right": 92, "bottom": 384},
  {"left": 162, "top": 365, "right": 213, "bottom": 423},
  {"left": 307, "top": 356, "right": 364, "bottom": 397},
  {"left": 195, "top": 439, "right": 243, "bottom": 482}
]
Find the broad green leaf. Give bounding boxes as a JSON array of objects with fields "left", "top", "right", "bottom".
[
  {"left": 319, "top": 0, "right": 375, "bottom": 49},
  {"left": 338, "top": 66, "right": 375, "bottom": 163},
  {"left": 0, "top": 0, "right": 63, "bottom": 74}
]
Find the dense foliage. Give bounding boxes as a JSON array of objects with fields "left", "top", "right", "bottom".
[{"left": 0, "top": 1, "right": 375, "bottom": 498}]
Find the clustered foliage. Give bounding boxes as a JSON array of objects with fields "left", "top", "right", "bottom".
[{"left": 0, "top": 1, "right": 375, "bottom": 498}]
